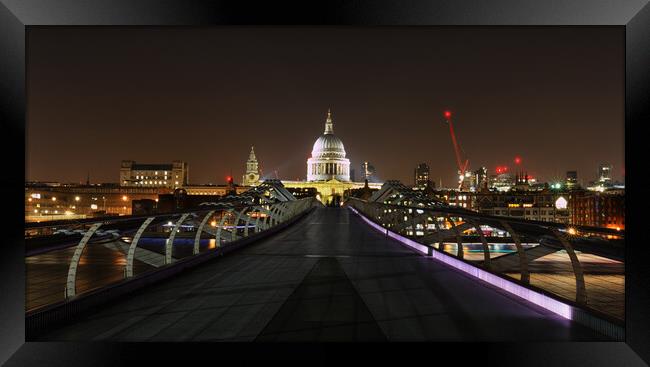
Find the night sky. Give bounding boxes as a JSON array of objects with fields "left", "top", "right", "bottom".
[{"left": 27, "top": 27, "right": 624, "bottom": 187}]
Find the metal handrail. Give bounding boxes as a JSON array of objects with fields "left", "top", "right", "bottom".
[
  {"left": 346, "top": 197, "right": 624, "bottom": 237},
  {"left": 346, "top": 197, "right": 625, "bottom": 321},
  {"left": 26, "top": 197, "right": 319, "bottom": 306}
]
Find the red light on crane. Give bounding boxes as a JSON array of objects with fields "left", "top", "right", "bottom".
[
  {"left": 515, "top": 157, "right": 522, "bottom": 165},
  {"left": 440, "top": 109, "right": 468, "bottom": 190},
  {"left": 226, "top": 176, "right": 233, "bottom": 183}
]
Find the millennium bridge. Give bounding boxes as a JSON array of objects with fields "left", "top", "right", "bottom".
[{"left": 25, "top": 180, "right": 624, "bottom": 341}]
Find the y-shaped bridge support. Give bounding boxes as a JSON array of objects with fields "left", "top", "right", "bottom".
[
  {"left": 215, "top": 209, "right": 234, "bottom": 247},
  {"left": 231, "top": 208, "right": 248, "bottom": 242},
  {"left": 500, "top": 221, "right": 529, "bottom": 284},
  {"left": 66, "top": 223, "right": 103, "bottom": 298},
  {"left": 193, "top": 210, "right": 215, "bottom": 255},
  {"left": 446, "top": 216, "right": 464, "bottom": 259},
  {"left": 165, "top": 213, "right": 191, "bottom": 265},
  {"left": 126, "top": 217, "right": 156, "bottom": 278},
  {"left": 468, "top": 219, "right": 492, "bottom": 270},
  {"left": 551, "top": 228, "right": 587, "bottom": 305}
]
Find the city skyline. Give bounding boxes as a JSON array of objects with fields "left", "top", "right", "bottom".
[{"left": 27, "top": 27, "right": 624, "bottom": 186}]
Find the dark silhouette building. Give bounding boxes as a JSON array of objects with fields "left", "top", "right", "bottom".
[{"left": 414, "top": 163, "right": 430, "bottom": 188}]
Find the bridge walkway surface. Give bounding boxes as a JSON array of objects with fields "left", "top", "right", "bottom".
[{"left": 35, "top": 207, "right": 609, "bottom": 341}]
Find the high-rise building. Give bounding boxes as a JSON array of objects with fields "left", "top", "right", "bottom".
[
  {"left": 598, "top": 164, "right": 612, "bottom": 184},
  {"left": 489, "top": 172, "right": 515, "bottom": 192},
  {"left": 566, "top": 170, "right": 578, "bottom": 189},
  {"left": 120, "top": 160, "right": 188, "bottom": 188},
  {"left": 242, "top": 146, "right": 261, "bottom": 186},
  {"left": 350, "top": 168, "right": 356, "bottom": 182},
  {"left": 414, "top": 163, "right": 430, "bottom": 188},
  {"left": 473, "top": 167, "right": 488, "bottom": 190}
]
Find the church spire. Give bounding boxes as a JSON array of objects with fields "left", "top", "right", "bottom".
[
  {"left": 324, "top": 108, "right": 334, "bottom": 134},
  {"left": 248, "top": 145, "right": 257, "bottom": 162}
]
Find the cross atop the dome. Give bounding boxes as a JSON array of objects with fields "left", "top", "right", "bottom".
[{"left": 324, "top": 108, "right": 334, "bottom": 134}]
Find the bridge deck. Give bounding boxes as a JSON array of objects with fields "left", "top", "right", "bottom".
[{"left": 35, "top": 207, "right": 608, "bottom": 341}]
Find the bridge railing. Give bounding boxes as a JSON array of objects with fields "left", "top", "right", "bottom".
[
  {"left": 346, "top": 198, "right": 625, "bottom": 325},
  {"left": 25, "top": 197, "right": 318, "bottom": 313}
]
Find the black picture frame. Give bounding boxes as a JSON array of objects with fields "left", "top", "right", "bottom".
[{"left": 1, "top": 0, "right": 648, "bottom": 365}]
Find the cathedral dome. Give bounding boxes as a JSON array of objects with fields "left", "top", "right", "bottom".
[
  {"left": 311, "top": 134, "right": 346, "bottom": 159},
  {"left": 306, "top": 109, "right": 351, "bottom": 182}
]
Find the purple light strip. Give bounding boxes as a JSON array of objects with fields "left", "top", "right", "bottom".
[{"left": 349, "top": 206, "right": 573, "bottom": 320}]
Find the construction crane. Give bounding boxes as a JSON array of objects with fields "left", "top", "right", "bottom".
[{"left": 443, "top": 110, "right": 470, "bottom": 190}]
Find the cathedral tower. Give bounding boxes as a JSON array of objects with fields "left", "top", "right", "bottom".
[{"left": 242, "top": 146, "right": 260, "bottom": 186}]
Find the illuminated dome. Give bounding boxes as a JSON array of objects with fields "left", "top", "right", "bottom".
[
  {"left": 307, "top": 109, "right": 351, "bottom": 182},
  {"left": 312, "top": 134, "right": 346, "bottom": 159}
]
